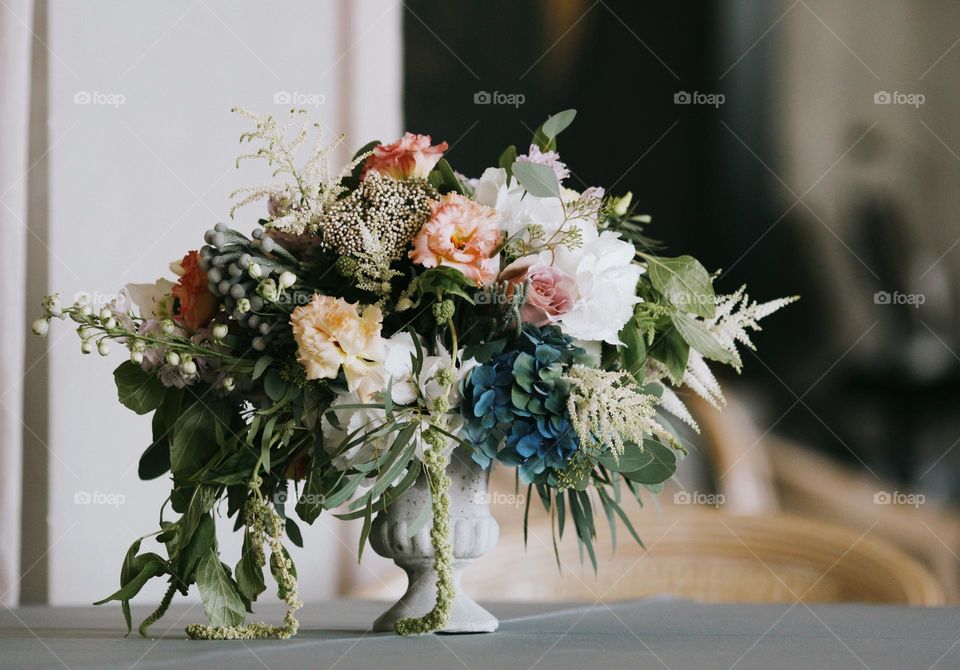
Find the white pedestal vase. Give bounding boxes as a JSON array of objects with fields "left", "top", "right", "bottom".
[{"left": 368, "top": 447, "right": 499, "bottom": 633}]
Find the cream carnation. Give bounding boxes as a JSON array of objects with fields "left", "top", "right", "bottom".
[{"left": 290, "top": 295, "right": 386, "bottom": 399}]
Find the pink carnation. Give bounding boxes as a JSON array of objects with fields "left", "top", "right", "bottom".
[
  {"left": 515, "top": 144, "right": 570, "bottom": 182},
  {"left": 363, "top": 132, "right": 448, "bottom": 180},
  {"left": 499, "top": 256, "right": 577, "bottom": 326},
  {"left": 410, "top": 194, "right": 501, "bottom": 283}
]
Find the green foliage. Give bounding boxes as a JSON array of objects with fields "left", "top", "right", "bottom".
[
  {"left": 114, "top": 362, "right": 166, "bottom": 415},
  {"left": 532, "top": 109, "right": 577, "bottom": 151},
  {"left": 428, "top": 158, "right": 465, "bottom": 195},
  {"left": 194, "top": 548, "right": 247, "bottom": 628},
  {"left": 512, "top": 162, "right": 562, "bottom": 199},
  {"left": 643, "top": 254, "right": 716, "bottom": 318}
]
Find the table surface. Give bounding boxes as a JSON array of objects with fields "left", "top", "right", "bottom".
[{"left": 2, "top": 599, "right": 959, "bottom": 670}]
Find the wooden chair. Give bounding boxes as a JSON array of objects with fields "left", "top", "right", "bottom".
[{"left": 354, "top": 507, "right": 944, "bottom": 606}]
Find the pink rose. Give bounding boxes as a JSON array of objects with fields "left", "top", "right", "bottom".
[
  {"left": 499, "top": 256, "right": 577, "bottom": 326},
  {"left": 363, "top": 132, "right": 448, "bottom": 180},
  {"left": 410, "top": 194, "right": 501, "bottom": 283}
]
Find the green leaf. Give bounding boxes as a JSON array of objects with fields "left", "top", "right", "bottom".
[
  {"left": 194, "top": 548, "right": 246, "bottom": 628},
  {"left": 296, "top": 456, "right": 326, "bottom": 524},
  {"left": 428, "top": 158, "right": 465, "bottom": 195},
  {"left": 170, "top": 401, "right": 231, "bottom": 477},
  {"left": 252, "top": 355, "right": 273, "bottom": 381},
  {"left": 670, "top": 312, "right": 737, "bottom": 366},
  {"left": 644, "top": 254, "right": 716, "bottom": 318},
  {"left": 532, "top": 109, "right": 577, "bottom": 151},
  {"left": 597, "top": 441, "right": 655, "bottom": 473},
  {"left": 619, "top": 315, "right": 648, "bottom": 382},
  {"left": 285, "top": 517, "right": 303, "bottom": 548},
  {"left": 114, "top": 361, "right": 166, "bottom": 415},
  {"left": 177, "top": 513, "right": 215, "bottom": 584},
  {"left": 498, "top": 145, "right": 517, "bottom": 178},
  {"left": 236, "top": 531, "right": 266, "bottom": 602},
  {"left": 119, "top": 538, "right": 143, "bottom": 633},
  {"left": 622, "top": 440, "right": 677, "bottom": 485},
  {"left": 263, "top": 369, "right": 288, "bottom": 402},
  {"left": 648, "top": 327, "right": 690, "bottom": 383},
  {"left": 139, "top": 389, "right": 183, "bottom": 480},
  {"left": 512, "top": 162, "right": 562, "bottom": 199},
  {"left": 94, "top": 555, "right": 166, "bottom": 606}
]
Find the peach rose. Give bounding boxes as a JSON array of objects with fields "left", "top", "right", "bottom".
[
  {"left": 171, "top": 250, "right": 217, "bottom": 330},
  {"left": 500, "top": 256, "right": 577, "bottom": 326},
  {"left": 290, "top": 295, "right": 386, "bottom": 400},
  {"left": 363, "top": 132, "right": 448, "bottom": 180},
  {"left": 410, "top": 194, "right": 501, "bottom": 283}
]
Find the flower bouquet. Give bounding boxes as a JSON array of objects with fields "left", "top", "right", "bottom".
[{"left": 34, "top": 108, "right": 794, "bottom": 638}]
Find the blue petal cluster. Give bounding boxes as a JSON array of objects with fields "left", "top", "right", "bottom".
[{"left": 461, "top": 325, "right": 584, "bottom": 483}]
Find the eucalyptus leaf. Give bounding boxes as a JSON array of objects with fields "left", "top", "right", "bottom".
[
  {"left": 622, "top": 440, "right": 677, "bottom": 485},
  {"left": 512, "top": 162, "right": 562, "bottom": 199}
]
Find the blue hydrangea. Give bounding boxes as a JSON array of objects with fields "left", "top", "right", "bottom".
[{"left": 460, "top": 325, "right": 585, "bottom": 481}]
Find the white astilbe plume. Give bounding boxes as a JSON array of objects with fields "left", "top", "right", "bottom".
[
  {"left": 564, "top": 365, "right": 678, "bottom": 460},
  {"left": 682, "top": 349, "right": 725, "bottom": 409},
  {"left": 228, "top": 108, "right": 371, "bottom": 234},
  {"left": 658, "top": 385, "right": 699, "bottom": 432},
  {"left": 705, "top": 287, "right": 798, "bottom": 372}
]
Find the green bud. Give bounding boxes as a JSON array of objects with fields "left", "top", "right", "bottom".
[
  {"left": 130, "top": 350, "right": 144, "bottom": 364},
  {"left": 612, "top": 191, "right": 633, "bottom": 217},
  {"left": 235, "top": 298, "right": 251, "bottom": 314},
  {"left": 278, "top": 271, "right": 297, "bottom": 290},
  {"left": 81, "top": 340, "right": 93, "bottom": 355},
  {"left": 212, "top": 323, "right": 229, "bottom": 340},
  {"left": 161, "top": 319, "right": 176, "bottom": 335},
  {"left": 335, "top": 255, "right": 359, "bottom": 277},
  {"left": 97, "top": 340, "right": 110, "bottom": 356},
  {"left": 431, "top": 299, "right": 455, "bottom": 324},
  {"left": 32, "top": 319, "right": 49, "bottom": 337},
  {"left": 165, "top": 351, "right": 180, "bottom": 366}
]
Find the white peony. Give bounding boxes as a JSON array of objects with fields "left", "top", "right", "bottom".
[
  {"left": 550, "top": 231, "right": 643, "bottom": 345},
  {"left": 383, "top": 331, "right": 478, "bottom": 410},
  {"left": 473, "top": 167, "right": 564, "bottom": 241}
]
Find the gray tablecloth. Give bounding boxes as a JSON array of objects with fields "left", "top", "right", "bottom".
[{"left": 2, "top": 599, "right": 959, "bottom": 669}]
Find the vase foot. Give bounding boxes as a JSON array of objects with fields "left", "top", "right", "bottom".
[{"left": 372, "top": 563, "right": 498, "bottom": 634}]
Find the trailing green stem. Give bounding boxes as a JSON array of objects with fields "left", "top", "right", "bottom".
[
  {"left": 139, "top": 581, "right": 176, "bottom": 638},
  {"left": 394, "top": 429, "right": 454, "bottom": 636}
]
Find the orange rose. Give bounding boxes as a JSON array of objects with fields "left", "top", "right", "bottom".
[{"left": 171, "top": 250, "right": 217, "bottom": 330}]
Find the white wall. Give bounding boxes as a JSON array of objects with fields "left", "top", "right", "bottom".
[{"left": 42, "top": 0, "right": 401, "bottom": 605}]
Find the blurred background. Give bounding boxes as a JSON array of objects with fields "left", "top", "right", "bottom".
[{"left": 3, "top": 0, "right": 960, "bottom": 609}]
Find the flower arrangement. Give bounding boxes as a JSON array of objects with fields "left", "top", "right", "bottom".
[{"left": 34, "top": 108, "right": 794, "bottom": 639}]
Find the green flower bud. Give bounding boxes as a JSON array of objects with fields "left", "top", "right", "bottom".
[
  {"left": 431, "top": 299, "right": 455, "bottom": 325},
  {"left": 165, "top": 351, "right": 180, "bottom": 366},
  {"left": 32, "top": 319, "right": 49, "bottom": 337},
  {"left": 335, "top": 255, "right": 358, "bottom": 277},
  {"left": 278, "top": 271, "right": 297, "bottom": 290},
  {"left": 43, "top": 294, "right": 62, "bottom": 317},
  {"left": 181, "top": 359, "right": 197, "bottom": 376},
  {"left": 81, "top": 340, "right": 93, "bottom": 354},
  {"left": 235, "top": 298, "right": 251, "bottom": 314},
  {"left": 222, "top": 376, "right": 236, "bottom": 392},
  {"left": 97, "top": 340, "right": 110, "bottom": 356},
  {"left": 130, "top": 350, "right": 144, "bottom": 364},
  {"left": 612, "top": 191, "right": 633, "bottom": 217},
  {"left": 104, "top": 317, "right": 117, "bottom": 330},
  {"left": 99, "top": 307, "right": 112, "bottom": 320},
  {"left": 212, "top": 323, "right": 229, "bottom": 340},
  {"left": 247, "top": 263, "right": 263, "bottom": 279},
  {"left": 161, "top": 319, "right": 176, "bottom": 335}
]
